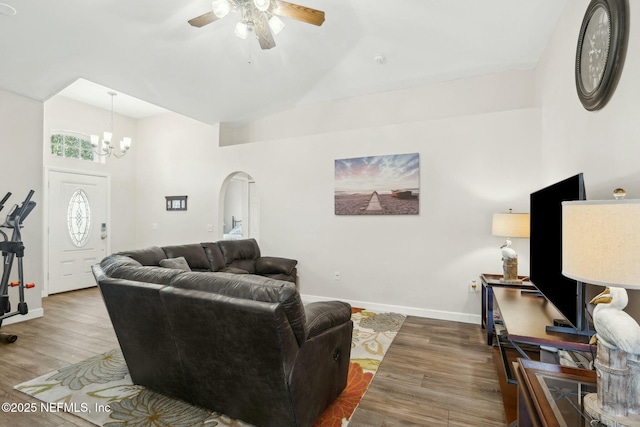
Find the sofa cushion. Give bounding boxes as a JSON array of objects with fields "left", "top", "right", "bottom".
[
  {"left": 228, "top": 259, "right": 256, "bottom": 274},
  {"left": 170, "top": 272, "right": 307, "bottom": 346},
  {"left": 201, "top": 242, "right": 225, "bottom": 272},
  {"left": 217, "top": 238, "right": 261, "bottom": 260},
  {"left": 304, "top": 301, "right": 352, "bottom": 339},
  {"left": 217, "top": 239, "right": 260, "bottom": 273},
  {"left": 116, "top": 246, "right": 167, "bottom": 266},
  {"left": 262, "top": 272, "right": 297, "bottom": 282},
  {"left": 159, "top": 257, "right": 192, "bottom": 271},
  {"left": 100, "top": 255, "right": 143, "bottom": 276},
  {"left": 162, "top": 244, "right": 210, "bottom": 271},
  {"left": 109, "top": 265, "right": 184, "bottom": 286},
  {"left": 256, "top": 257, "right": 297, "bottom": 275},
  {"left": 220, "top": 266, "right": 249, "bottom": 274}
]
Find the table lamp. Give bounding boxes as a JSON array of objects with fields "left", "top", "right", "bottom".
[
  {"left": 562, "top": 196, "right": 640, "bottom": 426},
  {"left": 492, "top": 209, "right": 530, "bottom": 283}
]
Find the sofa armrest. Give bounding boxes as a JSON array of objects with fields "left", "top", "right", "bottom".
[
  {"left": 255, "top": 256, "right": 297, "bottom": 276},
  {"left": 304, "top": 301, "right": 352, "bottom": 339}
]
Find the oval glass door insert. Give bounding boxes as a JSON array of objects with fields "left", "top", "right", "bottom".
[{"left": 67, "top": 189, "right": 91, "bottom": 247}]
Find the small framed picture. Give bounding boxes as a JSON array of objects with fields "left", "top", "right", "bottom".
[{"left": 166, "top": 195, "right": 188, "bottom": 211}]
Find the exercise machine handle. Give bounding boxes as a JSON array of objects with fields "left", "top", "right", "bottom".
[
  {"left": 6, "top": 190, "right": 36, "bottom": 228},
  {"left": 0, "top": 192, "right": 11, "bottom": 212},
  {"left": 14, "top": 190, "right": 35, "bottom": 219}
]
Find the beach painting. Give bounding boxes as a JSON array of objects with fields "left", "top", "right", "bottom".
[{"left": 335, "top": 153, "right": 419, "bottom": 215}]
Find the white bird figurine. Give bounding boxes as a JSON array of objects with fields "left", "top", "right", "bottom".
[
  {"left": 590, "top": 287, "right": 640, "bottom": 354},
  {"left": 500, "top": 239, "right": 517, "bottom": 260}
]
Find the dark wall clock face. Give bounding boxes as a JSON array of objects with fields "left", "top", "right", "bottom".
[{"left": 575, "top": 0, "right": 628, "bottom": 111}]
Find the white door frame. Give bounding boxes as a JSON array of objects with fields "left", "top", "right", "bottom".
[{"left": 43, "top": 167, "right": 111, "bottom": 297}]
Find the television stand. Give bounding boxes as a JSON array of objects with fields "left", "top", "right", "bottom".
[
  {"left": 480, "top": 274, "right": 535, "bottom": 346},
  {"left": 554, "top": 318, "right": 571, "bottom": 327},
  {"left": 491, "top": 287, "right": 592, "bottom": 426},
  {"left": 546, "top": 323, "right": 593, "bottom": 337},
  {"left": 546, "top": 318, "right": 593, "bottom": 336}
]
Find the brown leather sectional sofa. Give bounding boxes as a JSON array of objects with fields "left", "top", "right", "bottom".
[{"left": 91, "top": 239, "right": 353, "bottom": 427}]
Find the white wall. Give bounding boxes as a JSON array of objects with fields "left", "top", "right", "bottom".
[
  {"left": 136, "top": 113, "right": 220, "bottom": 246},
  {"left": 222, "top": 68, "right": 537, "bottom": 145},
  {"left": 0, "top": 90, "right": 44, "bottom": 323},
  {"left": 136, "top": 70, "right": 543, "bottom": 322},
  {"left": 535, "top": 0, "right": 640, "bottom": 319}
]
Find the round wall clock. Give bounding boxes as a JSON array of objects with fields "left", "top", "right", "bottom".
[{"left": 575, "top": 0, "right": 628, "bottom": 111}]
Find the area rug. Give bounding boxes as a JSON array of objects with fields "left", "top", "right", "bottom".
[{"left": 15, "top": 309, "right": 405, "bottom": 427}]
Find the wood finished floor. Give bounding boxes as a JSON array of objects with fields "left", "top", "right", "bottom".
[
  {"left": 0, "top": 288, "right": 506, "bottom": 427},
  {"left": 349, "top": 315, "right": 505, "bottom": 427}
]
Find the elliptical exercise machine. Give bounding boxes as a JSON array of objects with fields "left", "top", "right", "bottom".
[{"left": 0, "top": 190, "right": 36, "bottom": 344}]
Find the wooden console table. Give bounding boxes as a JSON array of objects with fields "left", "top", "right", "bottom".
[
  {"left": 493, "top": 287, "right": 591, "bottom": 352},
  {"left": 490, "top": 285, "right": 592, "bottom": 426},
  {"left": 480, "top": 273, "right": 535, "bottom": 346}
]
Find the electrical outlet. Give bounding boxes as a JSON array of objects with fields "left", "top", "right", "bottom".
[
  {"left": 334, "top": 272, "right": 341, "bottom": 281},
  {"left": 469, "top": 280, "right": 479, "bottom": 293}
]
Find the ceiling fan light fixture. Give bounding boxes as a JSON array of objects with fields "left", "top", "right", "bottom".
[
  {"left": 235, "top": 21, "right": 249, "bottom": 39},
  {"left": 212, "top": 0, "right": 231, "bottom": 18},
  {"left": 268, "top": 15, "right": 284, "bottom": 35},
  {"left": 253, "top": 0, "right": 270, "bottom": 12},
  {"left": 188, "top": 0, "right": 325, "bottom": 50}
]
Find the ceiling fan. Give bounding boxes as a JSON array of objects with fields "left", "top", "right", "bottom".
[{"left": 188, "top": 0, "right": 325, "bottom": 50}]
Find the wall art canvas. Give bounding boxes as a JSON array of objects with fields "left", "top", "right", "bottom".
[{"left": 335, "top": 153, "right": 419, "bottom": 215}]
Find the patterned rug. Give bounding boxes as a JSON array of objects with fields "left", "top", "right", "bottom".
[{"left": 15, "top": 309, "right": 405, "bottom": 427}]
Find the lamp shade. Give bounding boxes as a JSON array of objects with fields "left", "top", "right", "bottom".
[
  {"left": 562, "top": 199, "right": 640, "bottom": 289},
  {"left": 492, "top": 212, "right": 530, "bottom": 238}
]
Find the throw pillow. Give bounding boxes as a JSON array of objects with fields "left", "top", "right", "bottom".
[{"left": 159, "top": 256, "right": 192, "bottom": 271}]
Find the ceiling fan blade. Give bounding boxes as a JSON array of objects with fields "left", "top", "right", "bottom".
[
  {"left": 188, "top": 11, "right": 220, "bottom": 28},
  {"left": 273, "top": 1, "right": 325, "bottom": 26},
  {"left": 255, "top": 12, "right": 276, "bottom": 50}
]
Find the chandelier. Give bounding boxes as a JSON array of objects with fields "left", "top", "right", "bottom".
[{"left": 91, "top": 91, "right": 132, "bottom": 158}]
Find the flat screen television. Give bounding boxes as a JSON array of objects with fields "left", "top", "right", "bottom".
[{"left": 529, "top": 173, "right": 589, "bottom": 334}]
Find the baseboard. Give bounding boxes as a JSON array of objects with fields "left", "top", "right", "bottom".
[
  {"left": 2, "top": 307, "right": 44, "bottom": 325},
  {"left": 301, "top": 294, "right": 481, "bottom": 325}
]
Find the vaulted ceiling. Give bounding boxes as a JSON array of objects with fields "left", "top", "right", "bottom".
[{"left": 0, "top": 0, "right": 567, "bottom": 124}]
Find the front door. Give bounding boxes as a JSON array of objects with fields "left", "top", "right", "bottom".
[{"left": 48, "top": 170, "right": 109, "bottom": 294}]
